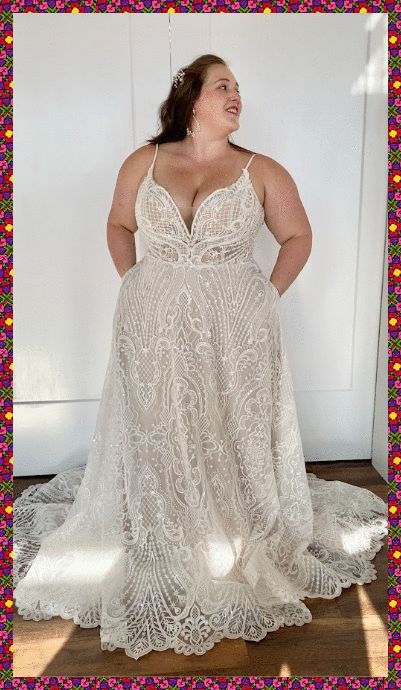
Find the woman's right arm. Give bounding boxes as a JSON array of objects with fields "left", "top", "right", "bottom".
[{"left": 106, "top": 146, "right": 150, "bottom": 279}]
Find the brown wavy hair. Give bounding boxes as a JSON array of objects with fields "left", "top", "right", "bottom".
[{"left": 146, "top": 54, "right": 253, "bottom": 155}]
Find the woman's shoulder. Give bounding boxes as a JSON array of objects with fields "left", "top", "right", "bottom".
[
  {"left": 116, "top": 145, "right": 159, "bottom": 181},
  {"left": 253, "top": 151, "right": 299, "bottom": 190},
  {"left": 126, "top": 141, "right": 179, "bottom": 164},
  {"left": 253, "top": 150, "right": 284, "bottom": 171},
  {"left": 124, "top": 143, "right": 156, "bottom": 163}
]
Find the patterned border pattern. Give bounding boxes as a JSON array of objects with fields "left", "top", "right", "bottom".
[{"left": 2, "top": 2, "right": 392, "bottom": 688}]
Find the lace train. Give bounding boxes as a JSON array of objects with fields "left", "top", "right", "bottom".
[{"left": 14, "top": 466, "right": 387, "bottom": 659}]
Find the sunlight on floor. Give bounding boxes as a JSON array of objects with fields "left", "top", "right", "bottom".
[
  {"left": 357, "top": 583, "right": 386, "bottom": 633},
  {"left": 278, "top": 662, "right": 293, "bottom": 676},
  {"left": 356, "top": 584, "right": 387, "bottom": 676},
  {"left": 14, "top": 618, "right": 77, "bottom": 677}
]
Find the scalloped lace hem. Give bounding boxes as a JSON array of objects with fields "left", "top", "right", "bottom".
[{"left": 14, "top": 512, "right": 387, "bottom": 660}]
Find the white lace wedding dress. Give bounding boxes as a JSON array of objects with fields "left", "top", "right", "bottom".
[{"left": 14, "top": 143, "right": 387, "bottom": 660}]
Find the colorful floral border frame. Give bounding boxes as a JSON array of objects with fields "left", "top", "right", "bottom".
[{"left": 1, "top": 1, "right": 393, "bottom": 688}]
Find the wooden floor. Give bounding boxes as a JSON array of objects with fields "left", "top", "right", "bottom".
[{"left": 13, "top": 460, "right": 388, "bottom": 677}]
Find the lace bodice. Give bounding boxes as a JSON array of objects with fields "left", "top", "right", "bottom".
[{"left": 134, "top": 143, "right": 265, "bottom": 266}]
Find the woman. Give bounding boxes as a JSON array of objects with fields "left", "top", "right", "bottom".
[{"left": 14, "top": 54, "right": 387, "bottom": 661}]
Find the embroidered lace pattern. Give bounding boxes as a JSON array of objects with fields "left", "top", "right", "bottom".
[{"left": 14, "top": 144, "right": 387, "bottom": 660}]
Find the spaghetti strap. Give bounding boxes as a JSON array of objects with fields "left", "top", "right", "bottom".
[
  {"left": 244, "top": 152, "right": 257, "bottom": 171},
  {"left": 149, "top": 142, "right": 159, "bottom": 174}
]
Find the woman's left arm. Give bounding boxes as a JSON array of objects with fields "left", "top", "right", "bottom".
[{"left": 261, "top": 156, "right": 313, "bottom": 298}]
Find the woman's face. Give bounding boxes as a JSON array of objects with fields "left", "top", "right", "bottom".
[{"left": 194, "top": 64, "right": 242, "bottom": 134}]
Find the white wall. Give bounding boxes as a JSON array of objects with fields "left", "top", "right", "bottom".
[
  {"left": 14, "top": 14, "right": 387, "bottom": 476},
  {"left": 372, "top": 228, "right": 388, "bottom": 481}
]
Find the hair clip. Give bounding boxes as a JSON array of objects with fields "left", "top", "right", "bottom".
[{"left": 173, "top": 68, "right": 186, "bottom": 89}]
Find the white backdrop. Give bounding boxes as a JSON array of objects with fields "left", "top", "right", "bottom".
[{"left": 14, "top": 14, "right": 387, "bottom": 477}]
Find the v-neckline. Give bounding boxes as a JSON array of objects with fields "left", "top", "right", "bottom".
[{"left": 148, "top": 166, "right": 249, "bottom": 238}]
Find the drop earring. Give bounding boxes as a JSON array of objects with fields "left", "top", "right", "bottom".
[{"left": 186, "top": 107, "right": 201, "bottom": 137}]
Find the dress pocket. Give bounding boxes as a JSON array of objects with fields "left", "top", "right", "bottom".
[
  {"left": 120, "top": 264, "right": 136, "bottom": 287},
  {"left": 268, "top": 279, "right": 280, "bottom": 300}
]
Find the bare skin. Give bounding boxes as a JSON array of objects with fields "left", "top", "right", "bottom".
[{"left": 107, "top": 63, "right": 312, "bottom": 297}]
